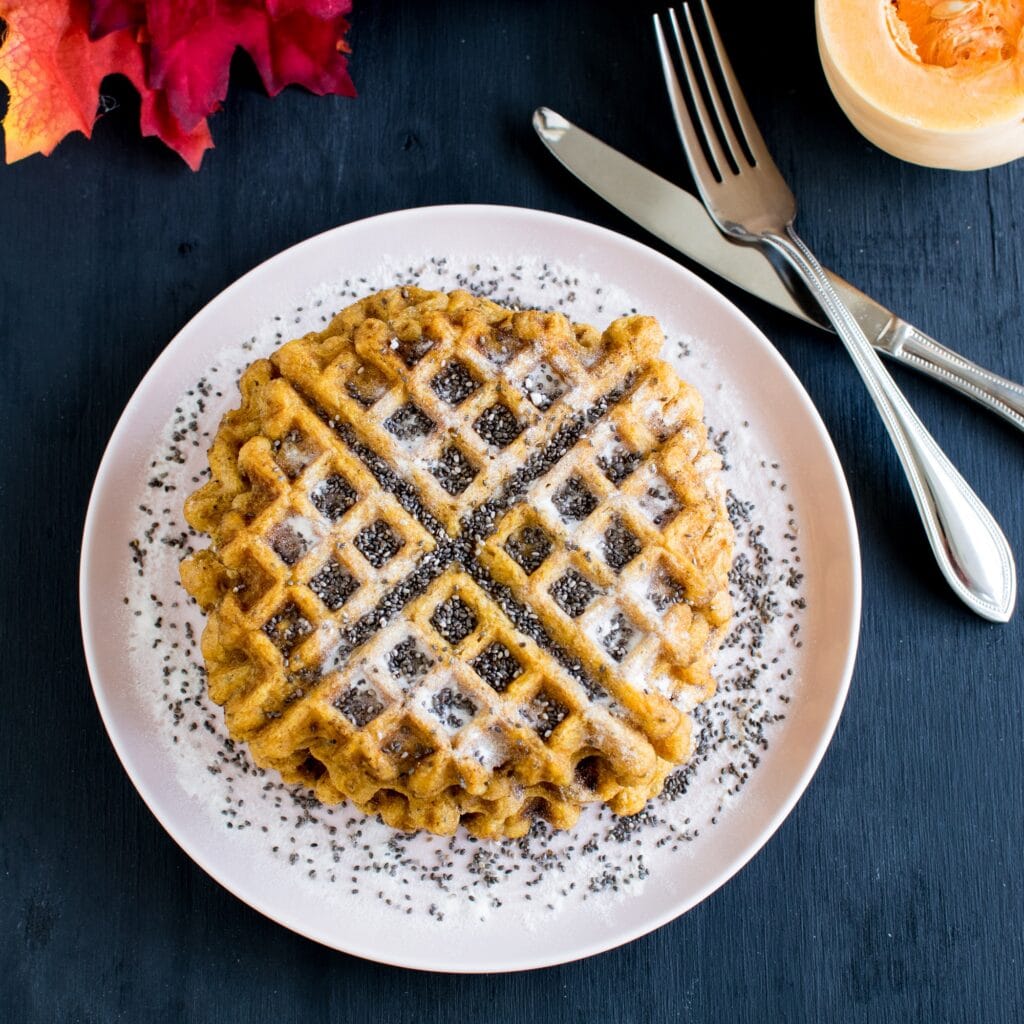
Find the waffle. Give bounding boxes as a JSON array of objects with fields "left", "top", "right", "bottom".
[{"left": 180, "top": 287, "right": 734, "bottom": 839}]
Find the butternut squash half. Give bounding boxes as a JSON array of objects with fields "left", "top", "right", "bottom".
[{"left": 817, "top": 0, "right": 1024, "bottom": 169}]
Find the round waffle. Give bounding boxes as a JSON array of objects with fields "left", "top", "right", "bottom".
[{"left": 180, "top": 287, "right": 734, "bottom": 838}]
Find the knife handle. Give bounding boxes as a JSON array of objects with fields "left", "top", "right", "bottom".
[{"left": 880, "top": 320, "right": 1024, "bottom": 434}]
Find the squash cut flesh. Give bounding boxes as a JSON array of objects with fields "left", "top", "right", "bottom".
[
  {"left": 897, "top": 0, "right": 1024, "bottom": 68},
  {"left": 817, "top": 0, "right": 1024, "bottom": 169}
]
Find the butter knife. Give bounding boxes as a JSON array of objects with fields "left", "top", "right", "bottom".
[{"left": 533, "top": 107, "right": 1024, "bottom": 434}]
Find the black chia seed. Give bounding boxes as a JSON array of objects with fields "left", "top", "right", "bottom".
[
  {"left": 335, "top": 679, "right": 386, "bottom": 727},
  {"left": 308, "top": 559, "right": 359, "bottom": 611},
  {"left": 430, "top": 594, "right": 478, "bottom": 645},
  {"left": 387, "top": 637, "right": 434, "bottom": 683},
  {"left": 311, "top": 474, "right": 357, "bottom": 521},
  {"left": 552, "top": 476, "right": 598, "bottom": 522},
  {"left": 602, "top": 517, "right": 642, "bottom": 572},
  {"left": 354, "top": 520, "right": 404, "bottom": 568},
  {"left": 504, "top": 525, "right": 553, "bottom": 575},
  {"left": 263, "top": 603, "right": 313, "bottom": 655},
  {"left": 431, "top": 361, "right": 479, "bottom": 405},
  {"left": 384, "top": 402, "right": 434, "bottom": 441},
  {"left": 597, "top": 442, "right": 641, "bottom": 485},
  {"left": 470, "top": 642, "right": 522, "bottom": 692},
  {"left": 429, "top": 687, "right": 477, "bottom": 730},
  {"left": 473, "top": 403, "right": 522, "bottom": 449},
  {"left": 526, "top": 692, "right": 569, "bottom": 739},
  {"left": 644, "top": 481, "right": 680, "bottom": 526},
  {"left": 549, "top": 570, "right": 599, "bottom": 618},
  {"left": 431, "top": 447, "right": 477, "bottom": 496},
  {"left": 523, "top": 362, "right": 565, "bottom": 409},
  {"left": 601, "top": 612, "right": 636, "bottom": 662},
  {"left": 649, "top": 568, "right": 686, "bottom": 612}
]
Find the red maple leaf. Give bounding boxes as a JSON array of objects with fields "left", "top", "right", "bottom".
[
  {"left": 0, "top": 0, "right": 211, "bottom": 166},
  {"left": 91, "top": 0, "right": 355, "bottom": 133},
  {"left": 0, "top": 0, "right": 354, "bottom": 169},
  {"left": 89, "top": 0, "right": 143, "bottom": 35}
]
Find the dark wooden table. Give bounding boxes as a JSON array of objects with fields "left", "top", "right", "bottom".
[{"left": 3, "top": 2, "right": 1022, "bottom": 1019}]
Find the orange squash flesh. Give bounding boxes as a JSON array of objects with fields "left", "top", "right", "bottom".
[{"left": 817, "top": 0, "right": 1024, "bottom": 169}]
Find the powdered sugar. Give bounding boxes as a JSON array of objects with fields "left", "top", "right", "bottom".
[{"left": 120, "top": 254, "right": 808, "bottom": 927}]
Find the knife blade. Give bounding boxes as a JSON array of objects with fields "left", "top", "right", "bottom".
[{"left": 533, "top": 107, "right": 1024, "bottom": 434}]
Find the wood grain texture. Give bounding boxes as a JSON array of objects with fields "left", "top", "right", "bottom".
[{"left": 1, "top": 1, "right": 1022, "bottom": 1020}]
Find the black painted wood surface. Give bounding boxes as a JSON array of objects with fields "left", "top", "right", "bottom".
[{"left": 2, "top": 2, "right": 1022, "bottom": 1020}]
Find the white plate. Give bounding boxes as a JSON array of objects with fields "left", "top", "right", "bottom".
[{"left": 80, "top": 204, "right": 860, "bottom": 973}]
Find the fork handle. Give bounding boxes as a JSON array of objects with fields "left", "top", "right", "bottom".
[
  {"left": 766, "top": 228, "right": 1016, "bottom": 622},
  {"left": 876, "top": 318, "right": 1024, "bottom": 432}
]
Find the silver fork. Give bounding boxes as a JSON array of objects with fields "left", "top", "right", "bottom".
[{"left": 653, "top": 2, "right": 1015, "bottom": 622}]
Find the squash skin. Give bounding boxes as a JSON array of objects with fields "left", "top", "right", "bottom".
[{"left": 816, "top": 0, "right": 1024, "bottom": 170}]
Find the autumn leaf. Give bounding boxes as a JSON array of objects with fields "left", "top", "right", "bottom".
[
  {"left": 91, "top": 0, "right": 356, "bottom": 134},
  {"left": 0, "top": 0, "right": 137, "bottom": 161},
  {"left": 89, "top": 0, "right": 143, "bottom": 37},
  {"left": 137, "top": 82, "right": 214, "bottom": 171},
  {"left": 0, "top": 0, "right": 355, "bottom": 170},
  {"left": 0, "top": 0, "right": 212, "bottom": 166}
]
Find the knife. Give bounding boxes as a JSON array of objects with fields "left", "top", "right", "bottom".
[{"left": 533, "top": 107, "right": 1024, "bottom": 435}]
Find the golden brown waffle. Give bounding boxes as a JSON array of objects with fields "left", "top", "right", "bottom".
[{"left": 181, "top": 287, "right": 733, "bottom": 839}]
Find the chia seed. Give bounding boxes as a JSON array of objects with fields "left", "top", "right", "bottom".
[
  {"left": 471, "top": 642, "right": 521, "bottom": 692},
  {"left": 600, "top": 612, "right": 636, "bottom": 662},
  {"left": 334, "top": 679, "right": 386, "bottom": 727},
  {"left": 430, "top": 594, "right": 478, "bottom": 645},
  {"left": 429, "top": 687, "right": 477, "bottom": 730},
  {"left": 643, "top": 481, "right": 680, "bottom": 527},
  {"left": 354, "top": 520, "right": 404, "bottom": 568},
  {"left": 310, "top": 474, "right": 357, "bottom": 521},
  {"left": 552, "top": 476, "right": 598, "bottom": 522},
  {"left": 387, "top": 637, "right": 434, "bottom": 683},
  {"left": 384, "top": 402, "right": 434, "bottom": 441},
  {"left": 522, "top": 362, "right": 565, "bottom": 410},
  {"left": 602, "top": 517, "right": 642, "bottom": 572},
  {"left": 597, "top": 443, "right": 641, "bottom": 485},
  {"left": 504, "top": 525, "right": 553, "bottom": 575},
  {"left": 431, "top": 361, "right": 479, "bottom": 405},
  {"left": 549, "top": 570, "right": 599, "bottom": 618},
  {"left": 649, "top": 569, "right": 686, "bottom": 612},
  {"left": 473, "top": 403, "right": 522, "bottom": 449},
  {"left": 308, "top": 559, "right": 359, "bottom": 611},
  {"left": 526, "top": 692, "right": 569, "bottom": 739},
  {"left": 431, "top": 447, "right": 477, "bottom": 496},
  {"left": 383, "top": 724, "right": 434, "bottom": 763},
  {"left": 263, "top": 603, "right": 312, "bottom": 655}
]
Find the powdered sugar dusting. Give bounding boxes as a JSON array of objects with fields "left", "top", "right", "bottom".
[{"left": 121, "top": 255, "right": 807, "bottom": 927}]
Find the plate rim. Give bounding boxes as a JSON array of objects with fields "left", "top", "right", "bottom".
[{"left": 79, "top": 202, "right": 862, "bottom": 973}]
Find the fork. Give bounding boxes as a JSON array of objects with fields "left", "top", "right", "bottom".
[{"left": 653, "top": 2, "right": 1016, "bottom": 622}]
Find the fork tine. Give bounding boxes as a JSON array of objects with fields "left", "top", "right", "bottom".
[
  {"left": 679, "top": 3, "right": 746, "bottom": 171},
  {"left": 695, "top": 0, "right": 773, "bottom": 167},
  {"left": 666, "top": 8, "right": 736, "bottom": 182},
  {"left": 653, "top": 10, "right": 723, "bottom": 186}
]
